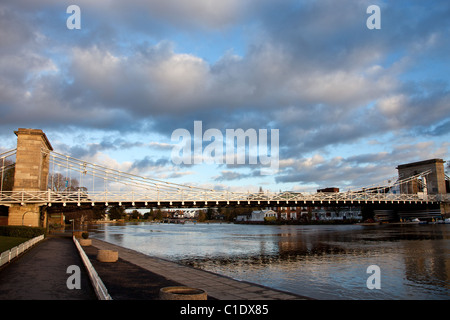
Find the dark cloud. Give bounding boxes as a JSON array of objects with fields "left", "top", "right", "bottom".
[
  {"left": 214, "top": 170, "right": 251, "bottom": 182},
  {"left": 130, "top": 156, "right": 170, "bottom": 171},
  {"left": 54, "top": 136, "right": 146, "bottom": 159}
]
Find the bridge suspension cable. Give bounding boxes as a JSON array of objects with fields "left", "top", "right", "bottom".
[
  {"left": 44, "top": 149, "right": 225, "bottom": 197},
  {"left": 355, "top": 169, "right": 432, "bottom": 194},
  {"left": 0, "top": 149, "right": 17, "bottom": 193},
  {"left": 0, "top": 148, "right": 17, "bottom": 160}
]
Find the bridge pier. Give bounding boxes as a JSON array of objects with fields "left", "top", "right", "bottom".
[
  {"left": 8, "top": 204, "right": 46, "bottom": 227},
  {"left": 7, "top": 128, "right": 53, "bottom": 227},
  {"left": 442, "top": 202, "right": 450, "bottom": 218}
]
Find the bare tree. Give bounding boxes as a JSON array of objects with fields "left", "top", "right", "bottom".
[
  {"left": 47, "top": 173, "right": 79, "bottom": 192},
  {"left": 1, "top": 159, "right": 15, "bottom": 191}
]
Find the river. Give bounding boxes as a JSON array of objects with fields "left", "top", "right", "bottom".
[{"left": 87, "top": 222, "right": 450, "bottom": 300}]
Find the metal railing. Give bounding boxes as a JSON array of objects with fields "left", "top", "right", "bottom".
[
  {"left": 0, "top": 189, "right": 447, "bottom": 206},
  {"left": 0, "top": 234, "right": 45, "bottom": 267},
  {"left": 73, "top": 236, "right": 112, "bottom": 300}
]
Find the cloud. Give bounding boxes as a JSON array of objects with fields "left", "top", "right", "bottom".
[
  {"left": 0, "top": 0, "right": 449, "bottom": 190},
  {"left": 213, "top": 170, "right": 251, "bottom": 182},
  {"left": 149, "top": 142, "right": 174, "bottom": 150},
  {"left": 130, "top": 156, "right": 170, "bottom": 171},
  {"left": 275, "top": 140, "right": 449, "bottom": 190}
]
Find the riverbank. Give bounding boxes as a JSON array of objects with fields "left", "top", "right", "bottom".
[
  {"left": 84, "top": 238, "right": 310, "bottom": 300},
  {"left": 89, "top": 218, "right": 361, "bottom": 226}
]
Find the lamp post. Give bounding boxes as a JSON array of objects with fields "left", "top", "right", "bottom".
[{"left": 69, "top": 219, "right": 74, "bottom": 235}]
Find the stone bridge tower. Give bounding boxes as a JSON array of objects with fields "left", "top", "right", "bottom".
[
  {"left": 397, "top": 158, "right": 449, "bottom": 217},
  {"left": 396, "top": 158, "right": 446, "bottom": 195},
  {"left": 8, "top": 128, "right": 53, "bottom": 227}
]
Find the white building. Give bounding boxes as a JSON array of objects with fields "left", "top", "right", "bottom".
[
  {"left": 164, "top": 208, "right": 209, "bottom": 218},
  {"left": 236, "top": 210, "right": 277, "bottom": 222}
]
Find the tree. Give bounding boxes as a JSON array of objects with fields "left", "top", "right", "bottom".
[
  {"left": 130, "top": 210, "right": 141, "bottom": 220},
  {"left": 108, "top": 206, "right": 125, "bottom": 220},
  {"left": 92, "top": 205, "right": 106, "bottom": 220},
  {"left": 143, "top": 209, "right": 152, "bottom": 220},
  {"left": 48, "top": 173, "right": 80, "bottom": 192},
  {"left": 206, "top": 207, "right": 214, "bottom": 220},
  {"left": 1, "top": 159, "right": 15, "bottom": 191},
  {"left": 62, "top": 209, "right": 93, "bottom": 226},
  {"left": 155, "top": 209, "right": 163, "bottom": 220},
  {"left": 197, "top": 211, "right": 207, "bottom": 222}
]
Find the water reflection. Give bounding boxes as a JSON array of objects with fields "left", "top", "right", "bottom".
[{"left": 88, "top": 223, "right": 450, "bottom": 300}]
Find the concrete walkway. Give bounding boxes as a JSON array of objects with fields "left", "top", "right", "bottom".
[
  {"left": 0, "top": 235, "right": 309, "bottom": 300},
  {"left": 0, "top": 236, "right": 97, "bottom": 300},
  {"left": 89, "top": 238, "right": 309, "bottom": 300}
]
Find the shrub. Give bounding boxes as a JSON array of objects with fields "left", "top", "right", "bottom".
[
  {"left": 0, "top": 226, "right": 46, "bottom": 238},
  {"left": 81, "top": 231, "right": 89, "bottom": 239}
]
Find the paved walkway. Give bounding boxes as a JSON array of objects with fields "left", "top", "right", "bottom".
[
  {"left": 0, "top": 235, "right": 310, "bottom": 300},
  {"left": 0, "top": 236, "right": 97, "bottom": 300},
  {"left": 89, "top": 238, "right": 309, "bottom": 300}
]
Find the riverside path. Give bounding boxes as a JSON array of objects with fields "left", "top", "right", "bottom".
[{"left": 0, "top": 235, "right": 97, "bottom": 300}]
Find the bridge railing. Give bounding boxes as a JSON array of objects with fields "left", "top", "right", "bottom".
[{"left": 0, "top": 190, "right": 445, "bottom": 205}]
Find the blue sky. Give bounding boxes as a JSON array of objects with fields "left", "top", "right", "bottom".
[{"left": 0, "top": 0, "right": 449, "bottom": 193}]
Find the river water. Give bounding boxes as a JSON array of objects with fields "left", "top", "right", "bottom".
[{"left": 87, "top": 222, "right": 450, "bottom": 300}]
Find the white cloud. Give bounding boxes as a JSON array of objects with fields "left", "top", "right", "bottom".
[
  {"left": 149, "top": 142, "right": 174, "bottom": 150},
  {"left": 377, "top": 95, "right": 407, "bottom": 117}
]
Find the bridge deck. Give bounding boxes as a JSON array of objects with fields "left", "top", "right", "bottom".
[{"left": 1, "top": 190, "right": 447, "bottom": 206}]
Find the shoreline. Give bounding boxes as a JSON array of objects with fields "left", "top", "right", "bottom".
[
  {"left": 88, "top": 218, "right": 362, "bottom": 226},
  {"left": 84, "top": 238, "right": 311, "bottom": 300}
]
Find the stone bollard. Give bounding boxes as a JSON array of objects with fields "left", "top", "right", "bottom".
[
  {"left": 79, "top": 239, "right": 92, "bottom": 246},
  {"left": 159, "top": 286, "right": 207, "bottom": 300},
  {"left": 97, "top": 249, "right": 118, "bottom": 262},
  {"left": 73, "top": 231, "right": 83, "bottom": 238}
]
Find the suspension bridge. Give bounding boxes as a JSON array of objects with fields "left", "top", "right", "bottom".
[{"left": 1, "top": 128, "right": 449, "bottom": 226}]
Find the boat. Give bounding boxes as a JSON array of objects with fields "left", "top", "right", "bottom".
[{"left": 357, "top": 219, "right": 380, "bottom": 226}]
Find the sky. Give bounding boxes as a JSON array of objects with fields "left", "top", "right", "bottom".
[{"left": 0, "top": 0, "right": 449, "bottom": 193}]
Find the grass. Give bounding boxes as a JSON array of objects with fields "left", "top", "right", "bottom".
[{"left": 0, "top": 236, "right": 29, "bottom": 253}]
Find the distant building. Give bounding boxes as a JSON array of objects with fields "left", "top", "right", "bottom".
[
  {"left": 269, "top": 205, "right": 361, "bottom": 221},
  {"left": 317, "top": 187, "right": 340, "bottom": 193},
  {"left": 235, "top": 214, "right": 248, "bottom": 222},
  {"left": 163, "top": 208, "right": 210, "bottom": 218},
  {"left": 236, "top": 210, "right": 277, "bottom": 222},
  {"left": 173, "top": 210, "right": 184, "bottom": 219}
]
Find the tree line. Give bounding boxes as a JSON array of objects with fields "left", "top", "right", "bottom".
[{"left": 107, "top": 206, "right": 260, "bottom": 222}]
